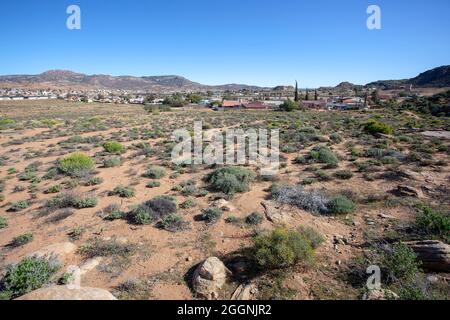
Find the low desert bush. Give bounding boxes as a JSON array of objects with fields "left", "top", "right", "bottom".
[
  {"left": 0, "top": 217, "right": 7, "bottom": 229},
  {"left": 364, "top": 120, "right": 394, "bottom": 135},
  {"left": 179, "top": 198, "right": 197, "bottom": 209},
  {"left": 252, "top": 227, "right": 318, "bottom": 270},
  {"left": 158, "top": 214, "right": 189, "bottom": 232},
  {"left": 206, "top": 167, "right": 255, "bottom": 195},
  {"left": 327, "top": 195, "right": 355, "bottom": 215},
  {"left": 129, "top": 205, "right": 154, "bottom": 225},
  {"left": 297, "top": 226, "right": 325, "bottom": 249},
  {"left": 295, "top": 146, "right": 339, "bottom": 168},
  {"left": 8, "top": 200, "right": 29, "bottom": 212},
  {"left": 271, "top": 184, "right": 329, "bottom": 214},
  {"left": 382, "top": 243, "right": 421, "bottom": 283},
  {"left": 79, "top": 239, "right": 136, "bottom": 259},
  {"left": 84, "top": 177, "right": 103, "bottom": 186},
  {"left": 103, "top": 141, "right": 125, "bottom": 154},
  {"left": 334, "top": 170, "right": 354, "bottom": 180},
  {"left": 245, "top": 212, "right": 264, "bottom": 226},
  {"left": 46, "top": 192, "right": 97, "bottom": 211},
  {"left": 10, "top": 233, "right": 33, "bottom": 247},
  {"left": 416, "top": 206, "right": 450, "bottom": 243},
  {"left": 144, "top": 181, "right": 159, "bottom": 189},
  {"left": 201, "top": 207, "right": 223, "bottom": 224},
  {"left": 330, "top": 133, "right": 343, "bottom": 143},
  {"left": 103, "top": 157, "right": 122, "bottom": 168},
  {"left": 110, "top": 186, "right": 135, "bottom": 198},
  {"left": 143, "top": 166, "right": 166, "bottom": 179},
  {"left": 0, "top": 256, "right": 60, "bottom": 299},
  {"left": 104, "top": 209, "right": 126, "bottom": 221},
  {"left": 129, "top": 197, "right": 177, "bottom": 225},
  {"left": 57, "top": 153, "right": 95, "bottom": 177},
  {"left": 45, "top": 185, "right": 61, "bottom": 194}
]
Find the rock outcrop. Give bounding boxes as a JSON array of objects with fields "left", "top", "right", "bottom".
[{"left": 192, "top": 257, "right": 229, "bottom": 300}]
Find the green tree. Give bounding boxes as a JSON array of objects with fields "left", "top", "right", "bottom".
[{"left": 280, "top": 99, "right": 298, "bottom": 112}]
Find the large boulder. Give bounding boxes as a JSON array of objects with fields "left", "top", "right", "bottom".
[
  {"left": 261, "top": 201, "right": 292, "bottom": 224},
  {"left": 192, "top": 257, "right": 229, "bottom": 300},
  {"left": 16, "top": 286, "right": 117, "bottom": 300},
  {"left": 393, "top": 185, "right": 424, "bottom": 198},
  {"left": 405, "top": 240, "right": 450, "bottom": 273}
]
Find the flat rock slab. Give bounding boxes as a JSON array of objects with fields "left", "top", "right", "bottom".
[
  {"left": 16, "top": 286, "right": 117, "bottom": 300},
  {"left": 261, "top": 201, "right": 293, "bottom": 224},
  {"left": 421, "top": 131, "right": 450, "bottom": 139}
]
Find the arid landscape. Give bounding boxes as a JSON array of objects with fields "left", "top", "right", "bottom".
[{"left": 0, "top": 97, "right": 448, "bottom": 300}]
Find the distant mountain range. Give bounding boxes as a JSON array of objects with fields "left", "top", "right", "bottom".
[
  {"left": 366, "top": 65, "right": 450, "bottom": 90},
  {"left": 0, "top": 65, "right": 449, "bottom": 92},
  {"left": 0, "top": 70, "right": 266, "bottom": 92},
  {"left": 321, "top": 66, "right": 450, "bottom": 92}
]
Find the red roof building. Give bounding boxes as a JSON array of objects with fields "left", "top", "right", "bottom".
[{"left": 243, "top": 102, "right": 269, "bottom": 109}]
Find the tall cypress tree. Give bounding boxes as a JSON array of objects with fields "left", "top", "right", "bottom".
[
  {"left": 305, "top": 89, "right": 309, "bottom": 101},
  {"left": 314, "top": 90, "right": 318, "bottom": 101},
  {"left": 294, "top": 81, "right": 299, "bottom": 102}
]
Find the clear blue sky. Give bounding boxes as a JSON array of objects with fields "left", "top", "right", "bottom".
[{"left": 0, "top": 0, "right": 449, "bottom": 87}]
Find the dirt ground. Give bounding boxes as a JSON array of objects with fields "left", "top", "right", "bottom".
[{"left": 0, "top": 100, "right": 448, "bottom": 300}]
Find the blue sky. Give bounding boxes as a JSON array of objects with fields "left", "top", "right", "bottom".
[{"left": 0, "top": 0, "right": 449, "bottom": 87}]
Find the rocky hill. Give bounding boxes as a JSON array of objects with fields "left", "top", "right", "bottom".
[
  {"left": 0, "top": 70, "right": 266, "bottom": 92},
  {"left": 367, "top": 65, "right": 450, "bottom": 89}
]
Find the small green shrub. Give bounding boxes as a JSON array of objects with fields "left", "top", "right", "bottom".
[
  {"left": 129, "top": 205, "right": 154, "bottom": 225},
  {"left": 158, "top": 214, "right": 189, "bottom": 232},
  {"left": 73, "top": 195, "right": 98, "bottom": 209},
  {"left": 179, "top": 198, "right": 196, "bottom": 209},
  {"left": 10, "top": 233, "right": 33, "bottom": 247},
  {"left": 201, "top": 207, "right": 223, "bottom": 224},
  {"left": 8, "top": 200, "right": 29, "bottom": 212},
  {"left": 58, "top": 153, "right": 95, "bottom": 177},
  {"left": 382, "top": 243, "right": 421, "bottom": 283},
  {"left": 145, "top": 197, "right": 177, "bottom": 218},
  {"left": 129, "top": 197, "right": 177, "bottom": 225},
  {"left": 297, "top": 226, "right": 324, "bottom": 249},
  {"left": 46, "top": 192, "right": 97, "bottom": 210},
  {"left": 146, "top": 181, "right": 161, "bottom": 188},
  {"left": 143, "top": 166, "right": 166, "bottom": 179},
  {"left": 334, "top": 170, "right": 354, "bottom": 180},
  {"left": 364, "top": 120, "right": 394, "bottom": 135},
  {"left": 252, "top": 227, "right": 315, "bottom": 270},
  {"left": 104, "top": 210, "right": 125, "bottom": 221},
  {"left": 206, "top": 167, "right": 255, "bottom": 195},
  {"left": 85, "top": 177, "right": 103, "bottom": 186},
  {"left": 0, "top": 217, "right": 8, "bottom": 229},
  {"left": 68, "top": 227, "right": 84, "bottom": 240},
  {"left": 310, "top": 146, "right": 339, "bottom": 167},
  {"left": 103, "top": 141, "right": 125, "bottom": 154},
  {"left": 416, "top": 207, "right": 450, "bottom": 243},
  {"left": 330, "top": 133, "right": 343, "bottom": 143},
  {"left": 45, "top": 185, "right": 61, "bottom": 194},
  {"left": 110, "top": 186, "right": 135, "bottom": 198},
  {"left": 327, "top": 195, "right": 355, "bottom": 215},
  {"left": 0, "top": 257, "right": 60, "bottom": 299},
  {"left": 245, "top": 212, "right": 263, "bottom": 226},
  {"left": 103, "top": 157, "right": 122, "bottom": 168}
]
